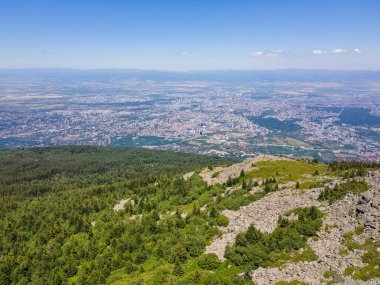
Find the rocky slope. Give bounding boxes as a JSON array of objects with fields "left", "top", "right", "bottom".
[
  {"left": 203, "top": 156, "right": 379, "bottom": 285},
  {"left": 252, "top": 172, "right": 380, "bottom": 284},
  {"left": 205, "top": 187, "right": 323, "bottom": 260}
]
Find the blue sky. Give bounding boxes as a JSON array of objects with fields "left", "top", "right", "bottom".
[{"left": 0, "top": 0, "right": 379, "bottom": 70}]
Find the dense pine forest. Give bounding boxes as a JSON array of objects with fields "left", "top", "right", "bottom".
[
  {"left": 0, "top": 146, "right": 378, "bottom": 285},
  {"left": 0, "top": 146, "right": 234, "bottom": 285}
]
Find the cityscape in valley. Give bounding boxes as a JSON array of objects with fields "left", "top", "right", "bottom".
[{"left": 1, "top": 70, "right": 379, "bottom": 161}]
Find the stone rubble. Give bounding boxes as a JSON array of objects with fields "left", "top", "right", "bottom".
[
  {"left": 251, "top": 171, "right": 380, "bottom": 285},
  {"left": 183, "top": 171, "right": 194, "bottom": 180},
  {"left": 204, "top": 163, "right": 380, "bottom": 284},
  {"left": 113, "top": 198, "right": 134, "bottom": 212},
  {"left": 205, "top": 187, "right": 323, "bottom": 260}
]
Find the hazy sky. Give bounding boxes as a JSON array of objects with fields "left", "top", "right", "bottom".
[{"left": 0, "top": 0, "right": 379, "bottom": 70}]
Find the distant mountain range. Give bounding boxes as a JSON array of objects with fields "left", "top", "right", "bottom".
[{"left": 1, "top": 68, "right": 380, "bottom": 83}]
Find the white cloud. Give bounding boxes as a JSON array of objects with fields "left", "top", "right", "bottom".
[
  {"left": 251, "top": 50, "right": 284, "bottom": 58},
  {"left": 251, "top": 51, "right": 264, "bottom": 57},
  {"left": 312, "top": 49, "right": 329, "bottom": 55},
  {"left": 331, "top": 48, "right": 346, "bottom": 54},
  {"left": 174, "top": 51, "right": 188, "bottom": 56},
  {"left": 312, "top": 48, "right": 363, "bottom": 56}
]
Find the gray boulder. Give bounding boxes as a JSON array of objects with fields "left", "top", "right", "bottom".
[
  {"left": 359, "top": 192, "right": 373, "bottom": 204},
  {"left": 355, "top": 204, "right": 367, "bottom": 216},
  {"left": 372, "top": 195, "right": 380, "bottom": 209}
]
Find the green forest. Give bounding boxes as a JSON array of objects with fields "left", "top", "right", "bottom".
[
  {"left": 0, "top": 146, "right": 378, "bottom": 285},
  {"left": 0, "top": 146, "right": 234, "bottom": 285}
]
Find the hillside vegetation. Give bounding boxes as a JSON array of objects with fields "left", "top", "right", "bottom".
[
  {"left": 0, "top": 146, "right": 232, "bottom": 198},
  {"left": 0, "top": 146, "right": 379, "bottom": 285}
]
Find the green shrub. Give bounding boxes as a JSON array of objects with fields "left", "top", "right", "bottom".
[
  {"left": 197, "top": 253, "right": 221, "bottom": 270},
  {"left": 355, "top": 226, "right": 364, "bottom": 235},
  {"left": 211, "top": 172, "right": 220, "bottom": 178},
  {"left": 318, "top": 180, "right": 368, "bottom": 204},
  {"left": 323, "top": 270, "right": 335, "bottom": 278},
  {"left": 339, "top": 249, "right": 348, "bottom": 255},
  {"left": 216, "top": 214, "right": 229, "bottom": 227}
]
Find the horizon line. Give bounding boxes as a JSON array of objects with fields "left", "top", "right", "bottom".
[{"left": 1, "top": 67, "right": 380, "bottom": 72}]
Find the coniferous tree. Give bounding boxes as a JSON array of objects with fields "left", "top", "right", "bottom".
[
  {"left": 209, "top": 206, "right": 218, "bottom": 218},
  {"left": 242, "top": 179, "right": 247, "bottom": 190},
  {"left": 172, "top": 260, "right": 184, "bottom": 276}
]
